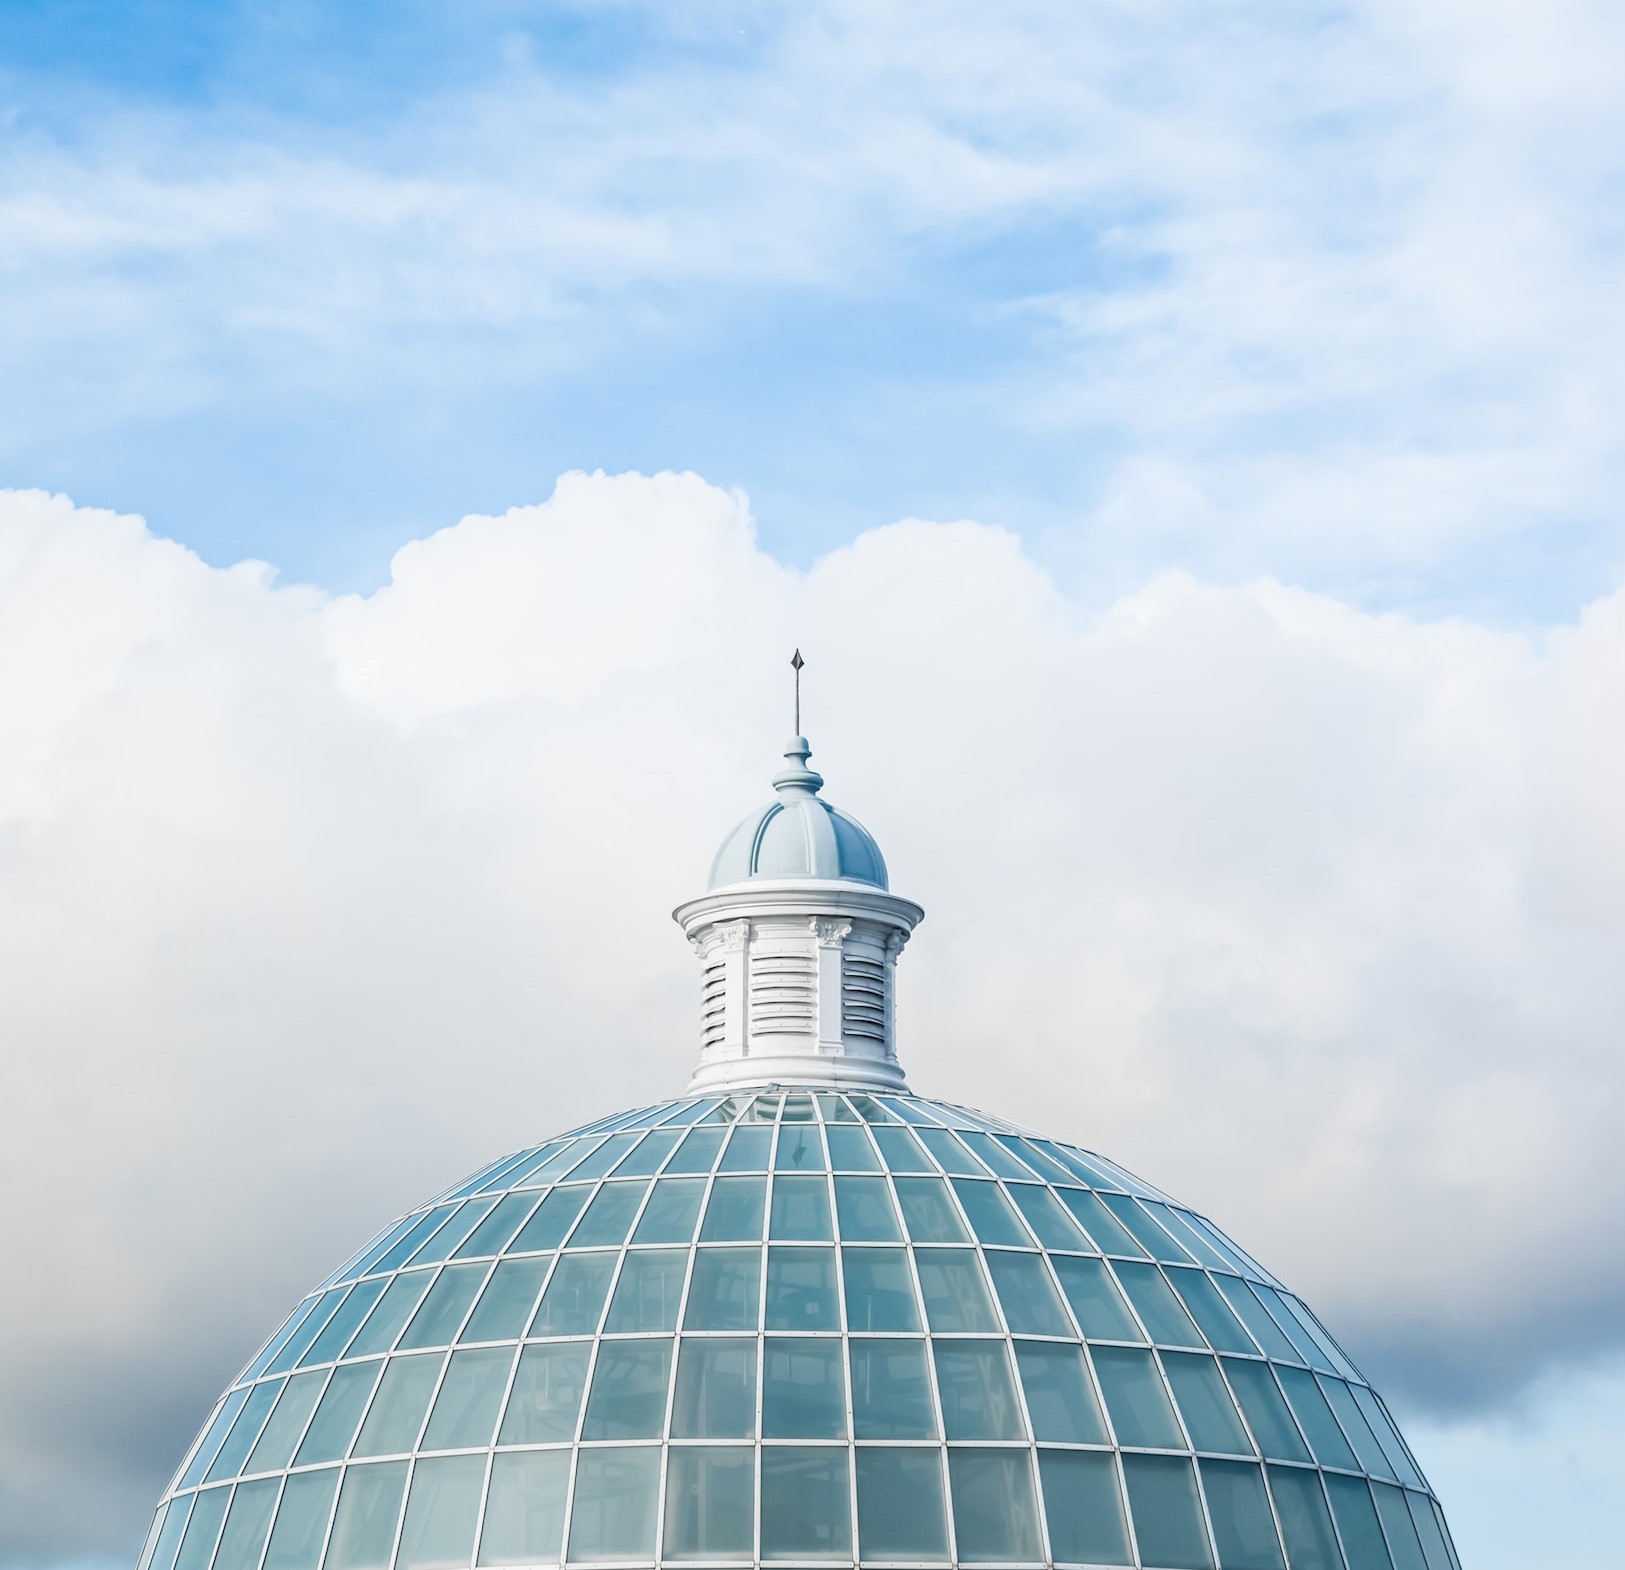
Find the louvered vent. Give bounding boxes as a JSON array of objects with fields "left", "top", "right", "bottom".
[
  {"left": 842, "top": 954, "right": 887, "bottom": 1046},
  {"left": 749, "top": 952, "right": 817, "bottom": 1036},
  {"left": 700, "top": 957, "right": 728, "bottom": 1051}
]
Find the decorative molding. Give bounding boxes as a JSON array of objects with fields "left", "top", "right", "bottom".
[
  {"left": 717, "top": 919, "right": 752, "bottom": 953},
  {"left": 812, "top": 918, "right": 853, "bottom": 947}
]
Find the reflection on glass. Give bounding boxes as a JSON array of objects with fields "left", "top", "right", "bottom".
[
  {"left": 833, "top": 1176, "right": 903, "bottom": 1241},
  {"left": 460, "top": 1258, "right": 551, "bottom": 1344},
  {"left": 671, "top": 1337, "right": 757, "bottom": 1438},
  {"left": 508, "top": 1188, "right": 590, "bottom": 1254},
  {"left": 683, "top": 1249, "right": 761, "bottom": 1331},
  {"left": 763, "top": 1337, "right": 847, "bottom": 1438},
  {"left": 1222, "top": 1360, "right": 1311, "bottom": 1464},
  {"left": 769, "top": 1175, "right": 833, "bottom": 1240},
  {"left": 893, "top": 1178, "right": 971, "bottom": 1243},
  {"left": 1091, "top": 1346, "right": 1184, "bottom": 1449},
  {"left": 1267, "top": 1466, "right": 1342, "bottom": 1570},
  {"left": 497, "top": 1344, "right": 590, "bottom": 1444},
  {"left": 1113, "top": 1262, "right": 1205, "bottom": 1346},
  {"left": 581, "top": 1338, "right": 672, "bottom": 1439},
  {"left": 397, "top": 1266, "right": 486, "bottom": 1350},
  {"left": 630, "top": 1178, "right": 706, "bottom": 1245},
  {"left": 396, "top": 1455, "right": 485, "bottom": 1570},
  {"left": 478, "top": 1452, "right": 569, "bottom": 1566},
  {"left": 1038, "top": 1451, "right": 1131, "bottom": 1567},
  {"left": 1324, "top": 1475, "right": 1395, "bottom": 1570},
  {"left": 567, "top": 1448, "right": 660, "bottom": 1561},
  {"left": 421, "top": 1347, "right": 514, "bottom": 1451},
  {"left": 352, "top": 1354, "right": 443, "bottom": 1457},
  {"left": 1198, "top": 1460, "right": 1284, "bottom": 1570},
  {"left": 701, "top": 1176, "right": 767, "bottom": 1242},
  {"left": 764, "top": 1246, "right": 839, "bottom": 1330},
  {"left": 934, "top": 1340, "right": 1024, "bottom": 1440},
  {"left": 1050, "top": 1256, "right": 1143, "bottom": 1341},
  {"left": 262, "top": 1469, "right": 340, "bottom": 1570},
  {"left": 295, "top": 1362, "right": 383, "bottom": 1465},
  {"left": 914, "top": 1250, "right": 999, "bottom": 1332},
  {"left": 760, "top": 1448, "right": 851, "bottom": 1560},
  {"left": 842, "top": 1247, "right": 920, "bottom": 1332},
  {"left": 528, "top": 1255, "right": 615, "bottom": 1337},
  {"left": 985, "top": 1251, "right": 1072, "bottom": 1336},
  {"left": 950, "top": 1181, "right": 1031, "bottom": 1247},
  {"left": 947, "top": 1449, "right": 1042, "bottom": 1564},
  {"left": 212, "top": 1479, "right": 279, "bottom": 1570},
  {"left": 850, "top": 1339, "right": 936, "bottom": 1438},
  {"left": 663, "top": 1448, "right": 755, "bottom": 1560},
  {"left": 1013, "top": 1342, "right": 1106, "bottom": 1444},
  {"left": 604, "top": 1250, "right": 688, "bottom": 1333},
  {"left": 856, "top": 1449, "right": 949, "bottom": 1561},
  {"left": 324, "top": 1461, "right": 409, "bottom": 1570},
  {"left": 1122, "top": 1454, "right": 1213, "bottom": 1570}
]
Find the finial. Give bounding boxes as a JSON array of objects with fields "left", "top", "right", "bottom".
[
  {"left": 791, "top": 649, "right": 804, "bottom": 735},
  {"left": 776, "top": 652, "right": 822, "bottom": 798}
]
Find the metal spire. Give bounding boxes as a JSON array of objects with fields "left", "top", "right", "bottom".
[{"left": 791, "top": 649, "right": 805, "bottom": 735}]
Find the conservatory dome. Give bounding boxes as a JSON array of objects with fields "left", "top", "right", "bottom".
[{"left": 141, "top": 716, "right": 1461, "bottom": 1570}]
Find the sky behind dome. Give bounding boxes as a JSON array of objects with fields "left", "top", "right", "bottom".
[{"left": 3, "top": 3, "right": 1624, "bottom": 1568}]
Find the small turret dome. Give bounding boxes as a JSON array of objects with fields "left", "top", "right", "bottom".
[{"left": 707, "top": 735, "right": 888, "bottom": 890}]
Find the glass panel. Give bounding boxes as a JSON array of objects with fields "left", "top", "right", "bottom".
[
  {"left": 956, "top": 1131, "right": 1038, "bottom": 1182},
  {"left": 1100, "top": 1194, "right": 1196, "bottom": 1262},
  {"left": 368, "top": 1214, "right": 451, "bottom": 1277},
  {"left": 182, "top": 1393, "right": 250, "bottom": 1487},
  {"left": 718, "top": 1124, "right": 773, "bottom": 1172},
  {"left": 1006, "top": 1138, "right": 1079, "bottom": 1185},
  {"left": 323, "top": 1460, "right": 408, "bottom": 1570},
  {"left": 1050, "top": 1256, "right": 1143, "bottom": 1341},
  {"left": 353, "top": 1353, "right": 443, "bottom": 1456},
  {"left": 613, "top": 1128, "right": 682, "bottom": 1176},
  {"left": 173, "top": 1486, "right": 231, "bottom": 1570},
  {"left": 263, "top": 1469, "right": 340, "bottom": 1570},
  {"left": 664, "top": 1126, "right": 726, "bottom": 1174},
  {"left": 947, "top": 1449, "right": 1042, "bottom": 1564},
  {"left": 1146, "top": 1203, "right": 1234, "bottom": 1270},
  {"left": 1058, "top": 1191, "right": 1149, "bottom": 1257},
  {"left": 872, "top": 1124, "right": 932, "bottom": 1171},
  {"left": 950, "top": 1180, "right": 1032, "bottom": 1246},
  {"left": 396, "top": 1454, "right": 485, "bottom": 1570},
  {"left": 1325, "top": 1475, "right": 1395, "bottom": 1570},
  {"left": 580, "top": 1337, "right": 673, "bottom": 1439},
  {"left": 856, "top": 1449, "right": 950, "bottom": 1561},
  {"left": 497, "top": 1343, "right": 591, "bottom": 1443},
  {"left": 765, "top": 1245, "right": 840, "bottom": 1330},
  {"left": 770, "top": 1174, "right": 834, "bottom": 1240},
  {"left": 894, "top": 1177, "right": 972, "bottom": 1242},
  {"left": 147, "top": 1495, "right": 195, "bottom": 1570},
  {"left": 562, "top": 1132, "right": 642, "bottom": 1182},
  {"left": 397, "top": 1265, "right": 487, "bottom": 1350},
  {"left": 1214, "top": 1278, "right": 1302, "bottom": 1362},
  {"left": 763, "top": 1336, "right": 847, "bottom": 1437},
  {"left": 684, "top": 1247, "right": 762, "bottom": 1331},
  {"left": 453, "top": 1193, "right": 542, "bottom": 1259},
  {"left": 269, "top": 1291, "right": 349, "bottom": 1374},
  {"left": 566, "top": 1447, "right": 660, "bottom": 1561},
  {"left": 296, "top": 1362, "right": 384, "bottom": 1464},
  {"left": 818, "top": 1092, "right": 858, "bottom": 1122},
  {"left": 301, "top": 1279, "right": 389, "bottom": 1366},
  {"left": 1199, "top": 1460, "right": 1285, "bottom": 1570},
  {"left": 206, "top": 1379, "right": 284, "bottom": 1480},
  {"left": 528, "top": 1255, "right": 616, "bottom": 1336},
  {"left": 1405, "top": 1493, "right": 1454, "bottom": 1570},
  {"left": 1006, "top": 1184, "right": 1092, "bottom": 1250},
  {"left": 1123, "top": 1454, "right": 1214, "bottom": 1569},
  {"left": 850, "top": 1338, "right": 936, "bottom": 1438},
  {"left": 985, "top": 1250, "right": 1072, "bottom": 1335},
  {"left": 781, "top": 1092, "right": 816, "bottom": 1121},
  {"left": 1038, "top": 1450, "right": 1131, "bottom": 1567},
  {"left": 1267, "top": 1466, "right": 1343, "bottom": 1570},
  {"left": 915, "top": 1126, "right": 984, "bottom": 1175},
  {"left": 914, "top": 1249, "right": 999, "bottom": 1332},
  {"left": 1254, "top": 1286, "right": 1326, "bottom": 1369},
  {"left": 775, "top": 1122, "right": 825, "bottom": 1171},
  {"left": 478, "top": 1451, "right": 569, "bottom": 1566},
  {"left": 1278, "top": 1296, "right": 1361, "bottom": 1381},
  {"left": 1277, "top": 1366, "right": 1359, "bottom": 1470},
  {"left": 1222, "top": 1359, "right": 1312, "bottom": 1463},
  {"left": 1167, "top": 1270, "right": 1259, "bottom": 1355},
  {"left": 1352, "top": 1386, "right": 1426, "bottom": 1487},
  {"left": 663, "top": 1447, "right": 755, "bottom": 1559},
  {"left": 565, "top": 1181, "right": 648, "bottom": 1248},
  {"left": 1370, "top": 1485, "right": 1429, "bottom": 1570},
  {"left": 631, "top": 1177, "right": 707, "bottom": 1244},
  {"left": 1114, "top": 1261, "right": 1206, "bottom": 1346},
  {"left": 842, "top": 1246, "right": 921, "bottom": 1331},
  {"left": 214, "top": 1479, "right": 280, "bottom": 1570},
  {"left": 1317, "top": 1379, "right": 1395, "bottom": 1480},
  {"left": 409, "top": 1199, "right": 497, "bottom": 1266},
  {"left": 422, "top": 1346, "right": 515, "bottom": 1450},
  {"left": 1014, "top": 1341, "right": 1106, "bottom": 1443},
  {"left": 461, "top": 1257, "right": 552, "bottom": 1343},
  {"left": 509, "top": 1188, "right": 590, "bottom": 1254},
  {"left": 604, "top": 1249, "right": 688, "bottom": 1332},
  {"left": 824, "top": 1124, "right": 881, "bottom": 1171},
  {"left": 760, "top": 1448, "right": 852, "bottom": 1560},
  {"left": 933, "top": 1340, "right": 1024, "bottom": 1439},
  {"left": 1163, "top": 1352, "right": 1253, "bottom": 1454},
  {"left": 1091, "top": 1346, "right": 1183, "bottom": 1449},
  {"left": 671, "top": 1337, "right": 757, "bottom": 1438},
  {"left": 701, "top": 1175, "right": 768, "bottom": 1241},
  {"left": 833, "top": 1175, "right": 903, "bottom": 1241}
]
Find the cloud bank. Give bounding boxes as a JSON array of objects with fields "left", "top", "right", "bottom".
[{"left": 2, "top": 470, "right": 1622, "bottom": 1563}]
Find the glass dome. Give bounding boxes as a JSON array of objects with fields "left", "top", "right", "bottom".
[{"left": 139, "top": 1087, "right": 1460, "bottom": 1570}]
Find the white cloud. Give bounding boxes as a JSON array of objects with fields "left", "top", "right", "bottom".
[{"left": 2, "top": 471, "right": 1622, "bottom": 1561}]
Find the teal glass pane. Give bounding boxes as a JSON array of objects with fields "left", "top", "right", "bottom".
[
  {"left": 268, "top": 1291, "right": 349, "bottom": 1374},
  {"left": 563, "top": 1133, "right": 641, "bottom": 1183},
  {"left": 664, "top": 1126, "right": 726, "bottom": 1174},
  {"left": 371, "top": 1212, "right": 451, "bottom": 1276},
  {"left": 1267, "top": 1466, "right": 1343, "bottom": 1570},
  {"left": 300, "top": 1279, "right": 389, "bottom": 1366},
  {"left": 947, "top": 1449, "right": 1042, "bottom": 1564},
  {"left": 1199, "top": 1460, "right": 1285, "bottom": 1570},
  {"left": 1038, "top": 1450, "right": 1131, "bottom": 1567},
  {"left": 1222, "top": 1360, "right": 1312, "bottom": 1463},
  {"left": 509, "top": 1188, "right": 590, "bottom": 1253},
  {"left": 833, "top": 1176, "right": 903, "bottom": 1241},
  {"left": 950, "top": 1180, "right": 1031, "bottom": 1246},
  {"left": 421, "top": 1346, "right": 514, "bottom": 1450},
  {"left": 528, "top": 1254, "right": 616, "bottom": 1336},
  {"left": 566, "top": 1447, "right": 660, "bottom": 1561},
  {"left": 775, "top": 1123, "right": 825, "bottom": 1171},
  {"left": 409, "top": 1200, "right": 497, "bottom": 1266},
  {"left": 214, "top": 1479, "right": 280, "bottom": 1570},
  {"left": 914, "top": 1249, "right": 999, "bottom": 1332},
  {"left": 856, "top": 1449, "right": 950, "bottom": 1561},
  {"left": 1325, "top": 1475, "right": 1396, "bottom": 1570},
  {"left": 1123, "top": 1454, "right": 1214, "bottom": 1570},
  {"left": 453, "top": 1193, "right": 541, "bottom": 1259},
  {"left": 460, "top": 1257, "right": 551, "bottom": 1342},
  {"left": 263, "top": 1469, "right": 340, "bottom": 1570},
  {"left": 324, "top": 1460, "right": 408, "bottom": 1570},
  {"left": 1051, "top": 1256, "right": 1143, "bottom": 1341},
  {"left": 173, "top": 1486, "right": 230, "bottom": 1570},
  {"left": 684, "top": 1248, "right": 762, "bottom": 1330},
  {"left": 763, "top": 1337, "right": 847, "bottom": 1437},
  {"left": 1113, "top": 1261, "right": 1206, "bottom": 1346},
  {"left": 701, "top": 1175, "right": 768, "bottom": 1241},
  {"left": 1253, "top": 1286, "right": 1324, "bottom": 1369},
  {"left": 146, "top": 1495, "right": 195, "bottom": 1570},
  {"left": 934, "top": 1339, "right": 1025, "bottom": 1440},
  {"left": 956, "top": 1131, "right": 1037, "bottom": 1182},
  {"left": 872, "top": 1124, "right": 932, "bottom": 1172},
  {"left": 671, "top": 1337, "right": 757, "bottom": 1438},
  {"left": 818, "top": 1093, "right": 858, "bottom": 1122},
  {"left": 1167, "top": 1270, "right": 1259, "bottom": 1355},
  {"left": 1146, "top": 1203, "right": 1233, "bottom": 1270},
  {"left": 1006, "top": 1184, "right": 1092, "bottom": 1250},
  {"left": 824, "top": 1124, "right": 881, "bottom": 1171},
  {"left": 719, "top": 1124, "right": 773, "bottom": 1172},
  {"left": 1277, "top": 1367, "right": 1359, "bottom": 1470},
  {"left": 1317, "top": 1378, "right": 1395, "bottom": 1480},
  {"left": 631, "top": 1177, "right": 706, "bottom": 1244},
  {"left": 353, "top": 1353, "right": 443, "bottom": 1456},
  {"left": 1014, "top": 1341, "right": 1106, "bottom": 1443},
  {"left": 842, "top": 1246, "right": 921, "bottom": 1331},
  {"left": 1101, "top": 1194, "right": 1195, "bottom": 1262},
  {"left": 497, "top": 1343, "right": 590, "bottom": 1443},
  {"left": 765, "top": 1246, "right": 840, "bottom": 1330},
  {"left": 397, "top": 1264, "right": 487, "bottom": 1349},
  {"left": 1092, "top": 1346, "right": 1183, "bottom": 1449},
  {"left": 566, "top": 1182, "right": 648, "bottom": 1248},
  {"left": 760, "top": 1448, "right": 852, "bottom": 1560},
  {"left": 1405, "top": 1493, "right": 1455, "bottom": 1570},
  {"left": 345, "top": 1272, "right": 435, "bottom": 1358},
  {"left": 614, "top": 1128, "right": 682, "bottom": 1176},
  {"left": 1370, "top": 1484, "right": 1429, "bottom": 1570},
  {"left": 581, "top": 1338, "right": 673, "bottom": 1439},
  {"left": 1162, "top": 1353, "right": 1253, "bottom": 1455},
  {"left": 770, "top": 1175, "right": 834, "bottom": 1240},
  {"left": 915, "top": 1126, "right": 984, "bottom": 1176},
  {"left": 396, "top": 1455, "right": 485, "bottom": 1570},
  {"left": 1058, "top": 1190, "right": 1148, "bottom": 1257},
  {"left": 893, "top": 1177, "right": 971, "bottom": 1242},
  {"left": 604, "top": 1249, "right": 688, "bottom": 1332},
  {"left": 478, "top": 1451, "right": 569, "bottom": 1566},
  {"left": 663, "top": 1447, "right": 755, "bottom": 1559},
  {"left": 295, "top": 1362, "right": 383, "bottom": 1465},
  {"left": 781, "top": 1092, "right": 815, "bottom": 1121},
  {"left": 1352, "top": 1386, "right": 1425, "bottom": 1488},
  {"left": 850, "top": 1338, "right": 936, "bottom": 1438},
  {"left": 1214, "top": 1278, "right": 1301, "bottom": 1363},
  {"left": 985, "top": 1250, "right": 1072, "bottom": 1335},
  {"left": 1005, "top": 1138, "right": 1079, "bottom": 1185},
  {"left": 206, "top": 1379, "right": 283, "bottom": 1481}
]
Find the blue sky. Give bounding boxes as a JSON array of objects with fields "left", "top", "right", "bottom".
[{"left": 4, "top": 3, "right": 1625, "bottom": 1567}]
